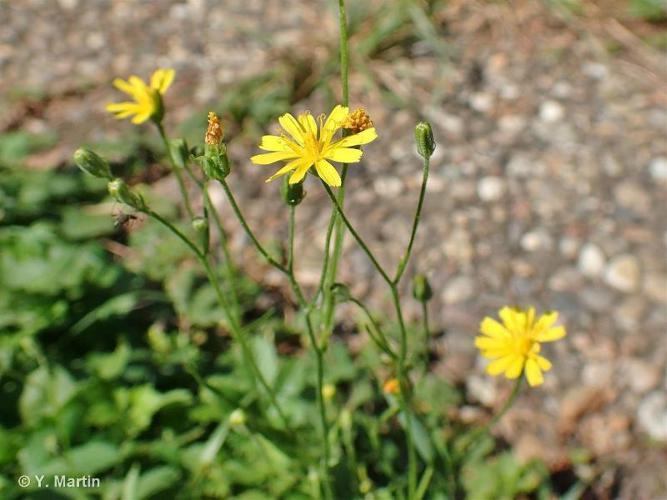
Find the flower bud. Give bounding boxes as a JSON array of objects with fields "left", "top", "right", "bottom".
[
  {"left": 412, "top": 274, "right": 433, "bottom": 302},
  {"left": 322, "top": 384, "right": 336, "bottom": 401},
  {"left": 73, "top": 148, "right": 112, "bottom": 179},
  {"left": 281, "top": 178, "right": 305, "bottom": 206},
  {"left": 229, "top": 408, "right": 246, "bottom": 427},
  {"left": 168, "top": 138, "right": 189, "bottom": 169},
  {"left": 330, "top": 282, "right": 351, "bottom": 303},
  {"left": 192, "top": 216, "right": 209, "bottom": 254},
  {"left": 200, "top": 145, "right": 230, "bottom": 181},
  {"left": 414, "top": 122, "right": 436, "bottom": 159},
  {"left": 108, "top": 179, "right": 146, "bottom": 211}
]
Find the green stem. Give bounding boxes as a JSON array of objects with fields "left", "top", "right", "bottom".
[
  {"left": 220, "top": 180, "right": 288, "bottom": 274},
  {"left": 322, "top": 181, "right": 418, "bottom": 498},
  {"left": 393, "top": 155, "right": 430, "bottom": 284},
  {"left": 338, "top": 0, "right": 350, "bottom": 106},
  {"left": 349, "top": 297, "right": 396, "bottom": 359},
  {"left": 144, "top": 209, "right": 292, "bottom": 431},
  {"left": 155, "top": 122, "right": 194, "bottom": 219},
  {"left": 288, "top": 206, "right": 333, "bottom": 500},
  {"left": 421, "top": 301, "right": 430, "bottom": 375}
]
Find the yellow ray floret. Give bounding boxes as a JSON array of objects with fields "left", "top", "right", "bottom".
[
  {"left": 105, "top": 68, "right": 175, "bottom": 124},
  {"left": 475, "top": 306, "right": 566, "bottom": 387},
  {"left": 251, "top": 105, "right": 378, "bottom": 187}
]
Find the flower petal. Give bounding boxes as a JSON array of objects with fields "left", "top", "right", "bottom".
[
  {"left": 112, "top": 78, "right": 138, "bottom": 97},
  {"left": 324, "top": 147, "right": 363, "bottom": 163},
  {"left": 131, "top": 112, "right": 151, "bottom": 124},
  {"left": 321, "top": 105, "right": 349, "bottom": 143},
  {"left": 289, "top": 163, "right": 312, "bottom": 184},
  {"left": 265, "top": 159, "right": 304, "bottom": 183},
  {"left": 332, "top": 127, "right": 378, "bottom": 148},
  {"left": 524, "top": 358, "right": 544, "bottom": 386},
  {"left": 505, "top": 357, "right": 524, "bottom": 379},
  {"left": 536, "top": 325, "right": 566, "bottom": 342},
  {"left": 534, "top": 354, "right": 552, "bottom": 371},
  {"left": 278, "top": 113, "right": 305, "bottom": 146},
  {"left": 259, "top": 135, "right": 293, "bottom": 153},
  {"left": 298, "top": 112, "right": 318, "bottom": 137},
  {"left": 480, "top": 317, "right": 510, "bottom": 339},
  {"left": 486, "top": 355, "right": 515, "bottom": 376},
  {"left": 315, "top": 159, "right": 342, "bottom": 187},
  {"left": 251, "top": 151, "right": 299, "bottom": 165},
  {"left": 151, "top": 68, "right": 175, "bottom": 93},
  {"left": 474, "top": 336, "right": 507, "bottom": 351},
  {"left": 499, "top": 306, "right": 523, "bottom": 334}
]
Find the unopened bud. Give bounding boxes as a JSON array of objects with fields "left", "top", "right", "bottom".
[
  {"left": 108, "top": 179, "right": 146, "bottom": 211},
  {"left": 414, "top": 122, "right": 436, "bottom": 159},
  {"left": 412, "top": 274, "right": 433, "bottom": 302},
  {"left": 73, "top": 148, "right": 112, "bottom": 179},
  {"left": 168, "top": 138, "right": 189, "bottom": 169},
  {"left": 281, "top": 178, "right": 305, "bottom": 206},
  {"left": 330, "top": 282, "right": 351, "bottom": 303},
  {"left": 192, "top": 216, "right": 209, "bottom": 254},
  {"left": 229, "top": 409, "right": 246, "bottom": 427},
  {"left": 322, "top": 384, "right": 336, "bottom": 401}
]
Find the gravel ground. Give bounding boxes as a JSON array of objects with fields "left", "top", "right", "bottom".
[{"left": 2, "top": 0, "right": 666, "bottom": 496}]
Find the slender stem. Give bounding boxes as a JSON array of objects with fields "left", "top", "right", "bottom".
[
  {"left": 143, "top": 209, "right": 292, "bottom": 431},
  {"left": 288, "top": 206, "right": 333, "bottom": 500},
  {"left": 393, "top": 155, "right": 430, "bottom": 284},
  {"left": 349, "top": 297, "right": 396, "bottom": 359},
  {"left": 421, "top": 301, "right": 430, "bottom": 375},
  {"left": 311, "top": 211, "right": 336, "bottom": 306},
  {"left": 322, "top": 183, "right": 392, "bottom": 285},
  {"left": 338, "top": 0, "right": 350, "bottom": 106},
  {"left": 322, "top": 181, "right": 418, "bottom": 497},
  {"left": 155, "top": 122, "right": 194, "bottom": 219},
  {"left": 465, "top": 376, "right": 524, "bottom": 450},
  {"left": 220, "top": 180, "right": 288, "bottom": 274}
]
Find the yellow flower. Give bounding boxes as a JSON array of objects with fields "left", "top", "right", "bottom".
[
  {"left": 475, "top": 306, "right": 566, "bottom": 387},
  {"left": 383, "top": 378, "right": 400, "bottom": 395},
  {"left": 106, "top": 68, "right": 175, "bottom": 124},
  {"left": 251, "top": 105, "right": 378, "bottom": 187}
]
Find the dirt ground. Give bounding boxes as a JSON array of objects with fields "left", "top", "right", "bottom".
[{"left": 2, "top": 0, "right": 666, "bottom": 497}]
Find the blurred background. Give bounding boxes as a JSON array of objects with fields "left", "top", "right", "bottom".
[{"left": 1, "top": 0, "right": 666, "bottom": 498}]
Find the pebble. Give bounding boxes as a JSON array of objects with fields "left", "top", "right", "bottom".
[
  {"left": 604, "top": 254, "right": 641, "bottom": 293},
  {"left": 648, "top": 157, "right": 667, "bottom": 181},
  {"left": 578, "top": 243, "right": 606, "bottom": 278},
  {"left": 622, "top": 359, "right": 661, "bottom": 394},
  {"left": 477, "top": 176, "right": 506, "bottom": 202},
  {"left": 442, "top": 275, "right": 475, "bottom": 304},
  {"left": 637, "top": 391, "right": 667, "bottom": 442},
  {"left": 539, "top": 100, "right": 565, "bottom": 123},
  {"left": 613, "top": 182, "right": 651, "bottom": 214},
  {"left": 466, "top": 375, "right": 497, "bottom": 406},
  {"left": 644, "top": 274, "right": 667, "bottom": 304},
  {"left": 520, "top": 230, "right": 553, "bottom": 252}
]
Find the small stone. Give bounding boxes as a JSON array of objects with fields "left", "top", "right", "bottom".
[
  {"left": 466, "top": 375, "right": 496, "bottom": 406},
  {"left": 604, "top": 254, "right": 641, "bottom": 292},
  {"left": 559, "top": 237, "right": 580, "bottom": 259},
  {"left": 520, "top": 230, "right": 553, "bottom": 252},
  {"left": 623, "top": 359, "right": 661, "bottom": 394},
  {"left": 614, "top": 182, "right": 651, "bottom": 214},
  {"left": 644, "top": 274, "right": 667, "bottom": 304},
  {"left": 442, "top": 275, "right": 475, "bottom": 304},
  {"left": 373, "top": 177, "right": 403, "bottom": 197},
  {"left": 539, "top": 100, "right": 565, "bottom": 123},
  {"left": 649, "top": 157, "right": 667, "bottom": 181},
  {"left": 578, "top": 244, "right": 606, "bottom": 278},
  {"left": 638, "top": 391, "right": 667, "bottom": 442},
  {"left": 469, "top": 92, "right": 494, "bottom": 113},
  {"left": 477, "top": 176, "right": 506, "bottom": 202}
]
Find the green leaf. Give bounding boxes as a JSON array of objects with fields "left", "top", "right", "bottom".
[
  {"left": 19, "top": 366, "right": 76, "bottom": 425},
  {"left": 41, "top": 441, "right": 122, "bottom": 476},
  {"left": 136, "top": 466, "right": 181, "bottom": 499}
]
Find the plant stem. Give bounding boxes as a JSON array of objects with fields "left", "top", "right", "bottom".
[
  {"left": 322, "top": 181, "right": 418, "bottom": 498},
  {"left": 155, "top": 122, "right": 194, "bottom": 219},
  {"left": 288, "top": 206, "right": 333, "bottom": 500},
  {"left": 393, "top": 155, "right": 430, "bottom": 284},
  {"left": 421, "top": 301, "right": 430, "bottom": 375},
  {"left": 338, "top": 0, "right": 350, "bottom": 107},
  {"left": 143, "top": 209, "right": 292, "bottom": 431},
  {"left": 349, "top": 297, "right": 396, "bottom": 359},
  {"left": 219, "top": 180, "right": 288, "bottom": 274}
]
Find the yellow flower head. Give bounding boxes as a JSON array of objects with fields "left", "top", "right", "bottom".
[
  {"left": 344, "top": 108, "right": 374, "bottom": 134},
  {"left": 106, "top": 68, "right": 175, "bottom": 124},
  {"left": 475, "top": 306, "right": 566, "bottom": 387},
  {"left": 251, "top": 105, "right": 378, "bottom": 187},
  {"left": 205, "top": 111, "right": 224, "bottom": 146}
]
